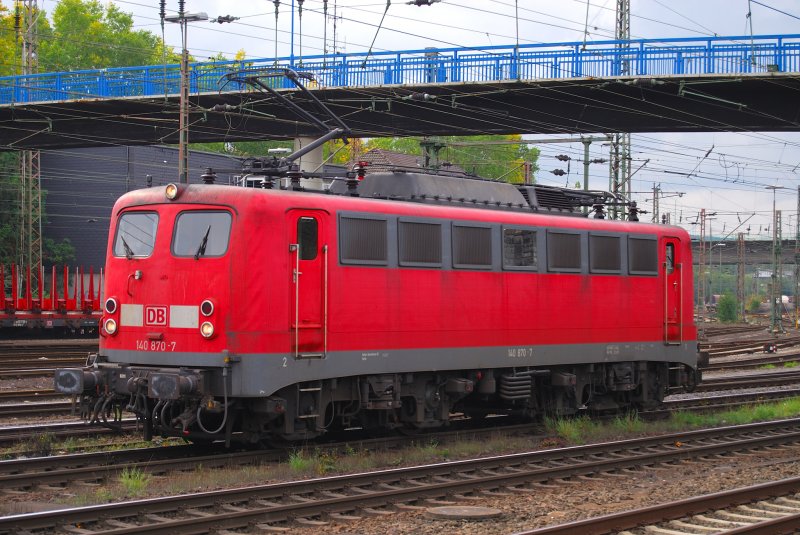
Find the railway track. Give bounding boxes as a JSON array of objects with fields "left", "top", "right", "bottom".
[
  {"left": 1, "top": 418, "right": 798, "bottom": 533},
  {"left": 0, "top": 391, "right": 794, "bottom": 493},
  {"left": 515, "top": 477, "right": 800, "bottom": 534},
  {"left": 0, "top": 357, "right": 85, "bottom": 371},
  {"left": 0, "top": 389, "right": 65, "bottom": 403},
  {"left": 0, "top": 400, "right": 73, "bottom": 418},
  {"left": 659, "top": 387, "right": 800, "bottom": 414},
  {"left": 702, "top": 336, "right": 800, "bottom": 358},
  {"left": 0, "top": 420, "right": 138, "bottom": 448},
  {"left": 696, "top": 369, "right": 800, "bottom": 391},
  {"left": 706, "top": 352, "right": 800, "bottom": 371},
  {"left": 702, "top": 324, "right": 767, "bottom": 337},
  {"left": 0, "top": 422, "right": 541, "bottom": 491},
  {"left": 0, "top": 339, "right": 96, "bottom": 380}
]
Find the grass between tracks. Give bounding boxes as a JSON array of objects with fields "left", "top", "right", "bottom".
[
  {"left": 546, "top": 396, "right": 800, "bottom": 445},
  {"left": 758, "top": 361, "right": 798, "bottom": 369},
  {"left": 37, "top": 396, "right": 800, "bottom": 507}
]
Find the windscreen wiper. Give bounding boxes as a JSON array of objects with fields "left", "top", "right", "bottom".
[
  {"left": 120, "top": 235, "right": 134, "bottom": 260},
  {"left": 194, "top": 225, "right": 211, "bottom": 260}
]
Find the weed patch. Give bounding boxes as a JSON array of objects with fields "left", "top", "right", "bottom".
[{"left": 119, "top": 467, "right": 151, "bottom": 497}]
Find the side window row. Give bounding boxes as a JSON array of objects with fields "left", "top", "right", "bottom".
[{"left": 338, "top": 214, "right": 659, "bottom": 275}]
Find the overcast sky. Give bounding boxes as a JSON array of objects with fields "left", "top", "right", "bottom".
[{"left": 42, "top": 0, "right": 800, "bottom": 240}]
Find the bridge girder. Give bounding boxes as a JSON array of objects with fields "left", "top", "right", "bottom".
[{"left": 0, "top": 73, "right": 798, "bottom": 151}]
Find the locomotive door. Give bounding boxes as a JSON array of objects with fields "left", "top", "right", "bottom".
[
  {"left": 289, "top": 210, "right": 328, "bottom": 359},
  {"left": 663, "top": 237, "right": 682, "bottom": 344}
]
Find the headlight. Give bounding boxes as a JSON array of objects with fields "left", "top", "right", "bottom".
[
  {"left": 200, "top": 299, "right": 214, "bottom": 317},
  {"left": 104, "top": 297, "right": 118, "bottom": 314},
  {"left": 165, "top": 183, "right": 179, "bottom": 200},
  {"left": 200, "top": 321, "right": 214, "bottom": 338},
  {"left": 104, "top": 318, "right": 118, "bottom": 335}
]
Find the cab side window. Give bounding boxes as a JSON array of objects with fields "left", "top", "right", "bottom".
[
  {"left": 298, "top": 217, "right": 318, "bottom": 260},
  {"left": 665, "top": 243, "right": 675, "bottom": 274}
]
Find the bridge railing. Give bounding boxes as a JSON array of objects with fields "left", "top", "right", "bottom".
[{"left": 0, "top": 34, "right": 798, "bottom": 104}]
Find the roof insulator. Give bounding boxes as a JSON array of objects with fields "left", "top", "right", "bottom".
[{"left": 201, "top": 167, "right": 216, "bottom": 184}]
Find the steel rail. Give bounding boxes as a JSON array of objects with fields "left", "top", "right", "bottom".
[
  {"left": 696, "top": 370, "right": 800, "bottom": 391},
  {"left": 706, "top": 354, "right": 800, "bottom": 371},
  {"left": 0, "top": 420, "right": 137, "bottom": 447},
  {"left": 0, "top": 389, "right": 63, "bottom": 402},
  {"left": 0, "top": 401, "right": 73, "bottom": 418},
  {"left": 511, "top": 477, "right": 800, "bottom": 534}
]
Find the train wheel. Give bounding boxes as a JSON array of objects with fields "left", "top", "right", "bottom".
[{"left": 685, "top": 367, "right": 700, "bottom": 393}]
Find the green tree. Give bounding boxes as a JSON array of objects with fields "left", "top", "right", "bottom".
[
  {"left": 191, "top": 140, "right": 294, "bottom": 158},
  {"left": 0, "top": 152, "right": 20, "bottom": 265},
  {"left": 43, "top": 237, "right": 76, "bottom": 265},
  {"left": 0, "top": 1, "right": 177, "bottom": 267},
  {"left": 39, "top": 0, "right": 170, "bottom": 71},
  {"left": 717, "top": 293, "right": 738, "bottom": 323},
  {"left": 747, "top": 295, "right": 763, "bottom": 314},
  {"left": 366, "top": 137, "right": 424, "bottom": 156},
  {"left": 337, "top": 135, "right": 540, "bottom": 182},
  {"left": 439, "top": 135, "right": 540, "bottom": 182},
  {"left": 0, "top": 4, "right": 17, "bottom": 76}
]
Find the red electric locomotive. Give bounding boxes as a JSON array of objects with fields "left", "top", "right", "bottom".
[{"left": 55, "top": 166, "right": 700, "bottom": 445}]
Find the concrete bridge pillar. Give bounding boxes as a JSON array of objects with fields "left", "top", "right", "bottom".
[{"left": 292, "top": 136, "right": 325, "bottom": 190}]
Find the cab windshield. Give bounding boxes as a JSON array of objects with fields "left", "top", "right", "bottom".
[
  {"left": 172, "top": 210, "right": 232, "bottom": 258},
  {"left": 113, "top": 212, "right": 158, "bottom": 258}
]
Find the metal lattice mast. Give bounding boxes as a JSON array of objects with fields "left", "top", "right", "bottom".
[
  {"left": 772, "top": 209, "right": 784, "bottom": 333},
  {"left": 612, "top": 0, "right": 631, "bottom": 219},
  {"left": 651, "top": 183, "right": 659, "bottom": 223},
  {"left": 20, "top": 0, "right": 41, "bottom": 276},
  {"left": 738, "top": 232, "right": 745, "bottom": 321},
  {"left": 795, "top": 185, "right": 800, "bottom": 328},
  {"left": 698, "top": 208, "right": 707, "bottom": 327}
]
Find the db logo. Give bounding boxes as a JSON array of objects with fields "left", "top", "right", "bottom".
[{"left": 144, "top": 306, "right": 168, "bottom": 326}]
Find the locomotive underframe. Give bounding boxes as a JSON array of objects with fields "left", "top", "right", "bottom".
[{"left": 57, "top": 356, "right": 699, "bottom": 445}]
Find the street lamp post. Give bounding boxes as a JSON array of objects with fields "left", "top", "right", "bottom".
[
  {"left": 164, "top": 9, "right": 208, "bottom": 184},
  {"left": 766, "top": 185, "right": 785, "bottom": 333}
]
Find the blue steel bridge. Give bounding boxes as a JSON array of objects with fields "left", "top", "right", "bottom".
[{"left": 0, "top": 34, "right": 798, "bottom": 149}]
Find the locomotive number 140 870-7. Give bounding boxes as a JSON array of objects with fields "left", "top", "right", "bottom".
[{"left": 136, "top": 340, "right": 177, "bottom": 351}]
